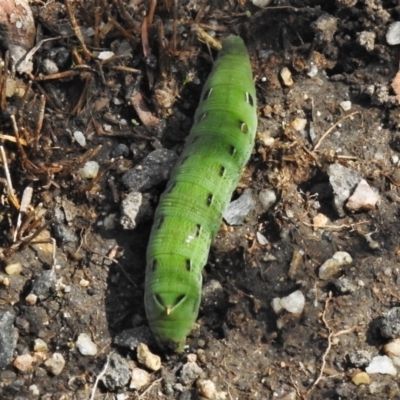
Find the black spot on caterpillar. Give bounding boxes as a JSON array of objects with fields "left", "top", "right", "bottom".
[{"left": 144, "top": 35, "right": 257, "bottom": 352}]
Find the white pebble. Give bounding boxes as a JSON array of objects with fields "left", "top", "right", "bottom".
[
  {"left": 387, "top": 22, "right": 400, "bottom": 45},
  {"left": 34, "top": 338, "right": 48, "bottom": 352},
  {"left": 384, "top": 338, "right": 400, "bottom": 367},
  {"left": 259, "top": 188, "right": 277, "bottom": 211},
  {"left": 365, "top": 355, "right": 397, "bottom": 376},
  {"left": 280, "top": 290, "right": 305, "bottom": 314},
  {"left": 307, "top": 63, "right": 318, "bottom": 77},
  {"left": 44, "top": 352, "right": 66, "bottom": 375},
  {"left": 5, "top": 262, "right": 22, "bottom": 275},
  {"left": 251, "top": 0, "right": 273, "bottom": 6},
  {"left": 272, "top": 290, "right": 305, "bottom": 314},
  {"left": 332, "top": 251, "right": 353, "bottom": 265},
  {"left": 280, "top": 67, "right": 294, "bottom": 87},
  {"left": 256, "top": 231, "right": 269, "bottom": 245},
  {"left": 339, "top": 100, "right": 352, "bottom": 111},
  {"left": 391, "top": 155, "right": 399, "bottom": 164},
  {"left": 73, "top": 131, "right": 86, "bottom": 147},
  {"left": 98, "top": 51, "right": 115, "bottom": 60},
  {"left": 77, "top": 161, "right": 99, "bottom": 179},
  {"left": 29, "top": 384, "right": 40, "bottom": 396},
  {"left": 130, "top": 368, "right": 150, "bottom": 390},
  {"left": 319, "top": 251, "right": 353, "bottom": 280},
  {"left": 76, "top": 333, "right": 98, "bottom": 356},
  {"left": 196, "top": 379, "right": 218, "bottom": 399}
]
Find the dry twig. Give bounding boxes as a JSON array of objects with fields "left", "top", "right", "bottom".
[
  {"left": 89, "top": 351, "right": 113, "bottom": 400},
  {"left": 313, "top": 112, "right": 361, "bottom": 151}
]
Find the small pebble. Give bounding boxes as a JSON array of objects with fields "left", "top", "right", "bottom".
[
  {"left": 223, "top": 189, "right": 255, "bottom": 225},
  {"left": 137, "top": 343, "right": 161, "bottom": 371},
  {"left": 34, "top": 338, "right": 48, "bottom": 352},
  {"left": 25, "top": 293, "right": 38, "bottom": 305},
  {"left": 349, "top": 350, "right": 372, "bottom": 368},
  {"left": 251, "top": 0, "right": 273, "bottom": 6},
  {"left": 256, "top": 231, "right": 269, "bottom": 245},
  {"left": 30, "top": 270, "right": 56, "bottom": 300},
  {"left": 101, "top": 353, "right": 130, "bottom": 390},
  {"left": 77, "top": 161, "right": 99, "bottom": 179},
  {"left": 79, "top": 279, "right": 90, "bottom": 287},
  {"left": 111, "top": 143, "right": 130, "bottom": 158},
  {"left": 391, "top": 154, "right": 399, "bottom": 164},
  {"left": 196, "top": 379, "right": 218, "bottom": 399},
  {"left": 271, "top": 290, "right": 305, "bottom": 314},
  {"left": 13, "top": 354, "right": 34, "bottom": 372},
  {"left": 180, "top": 358, "right": 203, "bottom": 386},
  {"left": 380, "top": 307, "right": 400, "bottom": 339},
  {"left": 76, "top": 333, "right": 97, "bottom": 356},
  {"left": 328, "top": 163, "right": 361, "bottom": 216},
  {"left": 44, "top": 352, "right": 66, "bottom": 375},
  {"left": 120, "top": 191, "right": 142, "bottom": 230},
  {"left": 307, "top": 63, "right": 318, "bottom": 78},
  {"left": 351, "top": 371, "right": 371, "bottom": 386},
  {"left": 339, "top": 100, "right": 351, "bottom": 111},
  {"left": 5, "top": 262, "right": 22, "bottom": 275},
  {"left": 259, "top": 188, "right": 277, "bottom": 211},
  {"left": 98, "top": 51, "right": 115, "bottom": 60},
  {"left": 319, "top": 251, "right": 353, "bottom": 280},
  {"left": 384, "top": 338, "right": 400, "bottom": 367},
  {"left": 280, "top": 67, "right": 294, "bottom": 87},
  {"left": 387, "top": 22, "right": 400, "bottom": 45},
  {"left": 290, "top": 117, "right": 307, "bottom": 131},
  {"left": 73, "top": 131, "right": 86, "bottom": 147},
  {"left": 364, "top": 233, "right": 380, "bottom": 250},
  {"left": 357, "top": 31, "right": 376, "bottom": 51},
  {"left": 29, "top": 384, "right": 40, "bottom": 396},
  {"left": 42, "top": 59, "right": 59, "bottom": 75},
  {"left": 346, "top": 179, "right": 379, "bottom": 212},
  {"left": 121, "top": 149, "right": 178, "bottom": 191},
  {"left": 333, "top": 278, "right": 356, "bottom": 294},
  {"left": 365, "top": 355, "right": 397, "bottom": 376},
  {"left": 129, "top": 368, "right": 150, "bottom": 390}
]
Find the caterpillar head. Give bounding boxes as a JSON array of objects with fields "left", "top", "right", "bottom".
[{"left": 145, "top": 289, "right": 201, "bottom": 352}]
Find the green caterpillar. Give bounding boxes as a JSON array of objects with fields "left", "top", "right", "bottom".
[{"left": 144, "top": 36, "right": 257, "bottom": 352}]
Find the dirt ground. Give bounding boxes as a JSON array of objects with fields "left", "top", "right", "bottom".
[{"left": 1, "top": 0, "right": 400, "bottom": 399}]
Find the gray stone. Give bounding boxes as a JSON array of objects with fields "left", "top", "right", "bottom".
[
  {"left": 114, "top": 326, "right": 154, "bottom": 350},
  {"left": 101, "top": 353, "right": 130, "bottom": 390},
  {"left": 111, "top": 143, "right": 130, "bottom": 158},
  {"left": 381, "top": 307, "right": 400, "bottom": 339},
  {"left": 328, "top": 164, "right": 361, "bottom": 216},
  {"left": 348, "top": 350, "right": 372, "bottom": 368},
  {"left": 179, "top": 360, "right": 203, "bottom": 386},
  {"left": 223, "top": 189, "right": 256, "bottom": 225},
  {"left": 120, "top": 192, "right": 142, "bottom": 230},
  {"left": 0, "top": 311, "right": 18, "bottom": 368},
  {"left": 30, "top": 270, "right": 56, "bottom": 300},
  {"left": 121, "top": 149, "right": 178, "bottom": 191},
  {"left": 53, "top": 223, "right": 78, "bottom": 244}
]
